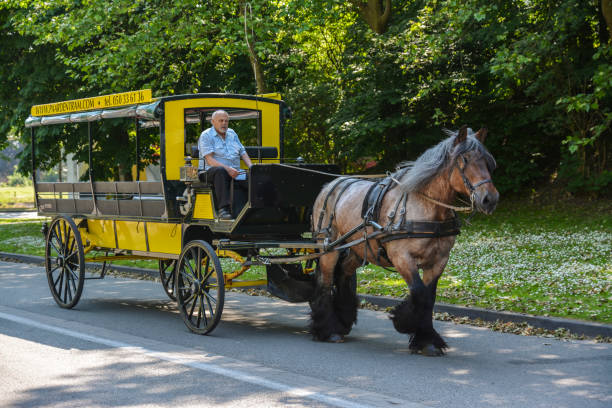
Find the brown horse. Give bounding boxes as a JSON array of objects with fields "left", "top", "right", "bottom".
[{"left": 309, "top": 126, "right": 498, "bottom": 356}]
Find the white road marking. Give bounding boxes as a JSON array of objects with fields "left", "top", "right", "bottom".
[{"left": 0, "top": 306, "right": 422, "bottom": 408}]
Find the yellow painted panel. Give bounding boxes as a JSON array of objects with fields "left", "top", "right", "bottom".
[
  {"left": 261, "top": 107, "right": 280, "bottom": 159},
  {"left": 147, "top": 222, "right": 182, "bottom": 255},
  {"left": 164, "top": 97, "right": 281, "bottom": 180},
  {"left": 193, "top": 194, "right": 214, "bottom": 219},
  {"left": 32, "top": 89, "right": 152, "bottom": 116},
  {"left": 80, "top": 219, "right": 116, "bottom": 249},
  {"left": 256, "top": 92, "right": 281, "bottom": 100},
  {"left": 116, "top": 221, "right": 147, "bottom": 251}
]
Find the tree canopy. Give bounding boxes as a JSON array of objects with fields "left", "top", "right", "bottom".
[{"left": 1, "top": 0, "right": 610, "bottom": 194}]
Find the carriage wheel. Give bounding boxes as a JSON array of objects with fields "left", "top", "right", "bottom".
[
  {"left": 45, "top": 216, "right": 85, "bottom": 309},
  {"left": 175, "top": 240, "right": 224, "bottom": 335},
  {"left": 158, "top": 259, "right": 177, "bottom": 301}
]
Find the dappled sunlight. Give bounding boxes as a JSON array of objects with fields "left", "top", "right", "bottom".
[
  {"left": 553, "top": 378, "right": 600, "bottom": 387},
  {"left": 361, "top": 333, "right": 385, "bottom": 340},
  {"left": 442, "top": 377, "right": 472, "bottom": 385},
  {"left": 537, "top": 353, "right": 561, "bottom": 360},
  {"left": 448, "top": 368, "right": 470, "bottom": 375},
  {"left": 442, "top": 328, "right": 470, "bottom": 338},
  {"left": 569, "top": 389, "right": 612, "bottom": 401}
]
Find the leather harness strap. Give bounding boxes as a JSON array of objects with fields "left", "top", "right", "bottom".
[{"left": 314, "top": 172, "right": 462, "bottom": 268}]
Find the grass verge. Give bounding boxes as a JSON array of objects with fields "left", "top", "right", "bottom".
[{"left": 0, "top": 185, "right": 35, "bottom": 209}]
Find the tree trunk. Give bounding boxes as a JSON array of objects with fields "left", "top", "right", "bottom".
[
  {"left": 242, "top": 2, "right": 267, "bottom": 94},
  {"left": 246, "top": 39, "right": 267, "bottom": 94},
  {"left": 351, "top": 0, "right": 392, "bottom": 34},
  {"left": 603, "top": 0, "right": 612, "bottom": 41}
]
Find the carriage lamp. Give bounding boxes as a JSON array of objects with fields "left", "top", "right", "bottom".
[{"left": 180, "top": 155, "right": 199, "bottom": 182}]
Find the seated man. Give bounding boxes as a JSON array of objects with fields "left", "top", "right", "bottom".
[{"left": 198, "top": 110, "right": 252, "bottom": 220}]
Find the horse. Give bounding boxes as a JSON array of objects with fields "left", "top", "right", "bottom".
[{"left": 309, "top": 125, "right": 498, "bottom": 356}]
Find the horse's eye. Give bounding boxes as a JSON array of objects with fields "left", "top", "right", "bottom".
[{"left": 461, "top": 156, "right": 468, "bottom": 166}]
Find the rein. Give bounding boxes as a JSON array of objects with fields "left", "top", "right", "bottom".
[{"left": 417, "top": 193, "right": 473, "bottom": 212}]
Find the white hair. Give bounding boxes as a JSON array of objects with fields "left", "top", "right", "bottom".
[{"left": 211, "top": 110, "right": 229, "bottom": 121}]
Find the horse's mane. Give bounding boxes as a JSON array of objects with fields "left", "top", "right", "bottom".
[{"left": 395, "top": 128, "right": 496, "bottom": 193}]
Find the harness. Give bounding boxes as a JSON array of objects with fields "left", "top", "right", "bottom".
[{"left": 313, "top": 152, "right": 493, "bottom": 267}]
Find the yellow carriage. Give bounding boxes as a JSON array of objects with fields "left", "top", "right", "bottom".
[{"left": 26, "top": 90, "right": 338, "bottom": 334}]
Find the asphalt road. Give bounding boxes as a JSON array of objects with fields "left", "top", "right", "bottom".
[{"left": 0, "top": 260, "right": 610, "bottom": 407}]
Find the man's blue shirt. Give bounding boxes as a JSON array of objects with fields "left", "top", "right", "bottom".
[{"left": 198, "top": 127, "right": 246, "bottom": 171}]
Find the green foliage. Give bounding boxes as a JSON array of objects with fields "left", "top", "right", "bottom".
[
  {"left": 0, "top": 0, "right": 609, "bottom": 193},
  {"left": 5, "top": 166, "right": 31, "bottom": 186}
]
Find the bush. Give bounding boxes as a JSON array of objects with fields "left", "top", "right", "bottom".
[{"left": 5, "top": 167, "right": 31, "bottom": 187}]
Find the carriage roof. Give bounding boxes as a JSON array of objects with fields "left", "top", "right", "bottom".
[{"left": 25, "top": 90, "right": 284, "bottom": 128}]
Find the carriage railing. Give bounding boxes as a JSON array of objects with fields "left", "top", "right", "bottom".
[{"left": 36, "top": 181, "right": 166, "bottom": 218}]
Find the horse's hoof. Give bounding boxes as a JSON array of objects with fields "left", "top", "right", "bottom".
[
  {"left": 328, "top": 333, "right": 345, "bottom": 343},
  {"left": 420, "top": 344, "right": 444, "bottom": 357}
]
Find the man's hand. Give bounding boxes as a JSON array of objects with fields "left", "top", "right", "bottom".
[{"left": 225, "top": 166, "right": 240, "bottom": 179}]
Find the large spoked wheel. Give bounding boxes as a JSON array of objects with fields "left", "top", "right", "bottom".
[
  {"left": 175, "top": 240, "right": 224, "bottom": 335},
  {"left": 158, "top": 259, "right": 177, "bottom": 301},
  {"left": 45, "top": 216, "right": 85, "bottom": 308}
]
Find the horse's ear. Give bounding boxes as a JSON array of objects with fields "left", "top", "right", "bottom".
[
  {"left": 475, "top": 127, "right": 488, "bottom": 143},
  {"left": 455, "top": 125, "right": 468, "bottom": 145}
]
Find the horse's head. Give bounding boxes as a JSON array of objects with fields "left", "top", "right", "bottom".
[{"left": 449, "top": 125, "right": 499, "bottom": 214}]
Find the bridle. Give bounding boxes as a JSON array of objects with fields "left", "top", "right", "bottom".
[{"left": 453, "top": 153, "right": 493, "bottom": 210}]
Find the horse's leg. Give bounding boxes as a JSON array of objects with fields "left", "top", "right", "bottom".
[
  {"left": 388, "top": 253, "right": 448, "bottom": 356},
  {"left": 333, "top": 250, "right": 360, "bottom": 336},
  {"left": 309, "top": 250, "right": 344, "bottom": 342},
  {"left": 406, "top": 273, "right": 448, "bottom": 356},
  {"left": 389, "top": 266, "right": 426, "bottom": 337}
]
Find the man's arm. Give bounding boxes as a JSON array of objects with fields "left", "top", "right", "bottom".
[
  {"left": 204, "top": 154, "right": 240, "bottom": 179},
  {"left": 241, "top": 152, "right": 253, "bottom": 169}
]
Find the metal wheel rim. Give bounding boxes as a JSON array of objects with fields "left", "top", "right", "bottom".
[
  {"left": 176, "top": 240, "right": 224, "bottom": 335},
  {"left": 45, "top": 217, "right": 85, "bottom": 308},
  {"left": 158, "top": 259, "right": 177, "bottom": 301}
]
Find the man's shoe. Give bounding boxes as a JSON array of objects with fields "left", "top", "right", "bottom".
[{"left": 218, "top": 207, "right": 233, "bottom": 220}]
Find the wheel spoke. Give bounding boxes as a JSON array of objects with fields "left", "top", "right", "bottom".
[
  {"left": 62, "top": 221, "right": 69, "bottom": 251},
  {"left": 53, "top": 224, "right": 63, "bottom": 254},
  {"left": 65, "top": 249, "right": 78, "bottom": 263},
  {"left": 184, "top": 257, "right": 196, "bottom": 278},
  {"left": 51, "top": 267, "right": 62, "bottom": 288},
  {"left": 65, "top": 264, "right": 79, "bottom": 293},
  {"left": 62, "top": 269, "right": 70, "bottom": 303},
  {"left": 58, "top": 221, "right": 66, "bottom": 253},
  {"left": 199, "top": 293, "right": 209, "bottom": 325},
  {"left": 202, "top": 256, "right": 213, "bottom": 282},
  {"left": 179, "top": 269, "right": 195, "bottom": 284},
  {"left": 66, "top": 233, "right": 76, "bottom": 259},
  {"left": 202, "top": 290, "right": 217, "bottom": 307},
  {"left": 182, "top": 291, "right": 196, "bottom": 304},
  {"left": 56, "top": 269, "right": 64, "bottom": 294},
  {"left": 196, "top": 295, "right": 202, "bottom": 327},
  {"left": 195, "top": 247, "right": 202, "bottom": 279},
  {"left": 65, "top": 268, "right": 73, "bottom": 301},
  {"left": 188, "top": 292, "right": 197, "bottom": 320},
  {"left": 202, "top": 267, "right": 214, "bottom": 283},
  {"left": 49, "top": 235, "right": 62, "bottom": 257},
  {"left": 203, "top": 291, "right": 216, "bottom": 318},
  {"left": 163, "top": 271, "right": 172, "bottom": 286}
]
